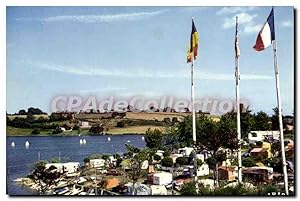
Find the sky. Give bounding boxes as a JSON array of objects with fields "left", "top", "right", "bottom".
[{"left": 6, "top": 6, "right": 294, "bottom": 115}]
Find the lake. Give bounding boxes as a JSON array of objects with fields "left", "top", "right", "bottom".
[{"left": 6, "top": 135, "right": 146, "bottom": 195}]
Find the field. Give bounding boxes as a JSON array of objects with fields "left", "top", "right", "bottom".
[
  {"left": 6, "top": 112, "right": 220, "bottom": 136},
  {"left": 106, "top": 125, "right": 165, "bottom": 134}
]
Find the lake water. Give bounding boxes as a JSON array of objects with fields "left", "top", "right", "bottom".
[{"left": 6, "top": 135, "right": 146, "bottom": 195}]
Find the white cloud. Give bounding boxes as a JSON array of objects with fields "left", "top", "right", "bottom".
[
  {"left": 16, "top": 10, "right": 169, "bottom": 23},
  {"left": 243, "top": 24, "right": 261, "bottom": 34},
  {"left": 222, "top": 12, "right": 258, "bottom": 29},
  {"left": 79, "top": 87, "right": 127, "bottom": 93},
  {"left": 216, "top": 7, "right": 256, "bottom": 15},
  {"left": 27, "top": 61, "right": 273, "bottom": 81},
  {"left": 281, "top": 20, "right": 293, "bottom": 28}
]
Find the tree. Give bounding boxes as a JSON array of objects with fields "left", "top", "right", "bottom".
[
  {"left": 271, "top": 107, "right": 279, "bottom": 130},
  {"left": 18, "top": 109, "right": 27, "bottom": 115},
  {"left": 144, "top": 128, "right": 163, "bottom": 150},
  {"left": 163, "top": 126, "right": 180, "bottom": 149},
  {"left": 180, "top": 181, "right": 197, "bottom": 195},
  {"left": 240, "top": 108, "right": 255, "bottom": 139},
  {"left": 253, "top": 111, "right": 271, "bottom": 131},
  {"left": 31, "top": 129, "right": 41, "bottom": 135},
  {"left": 27, "top": 107, "right": 46, "bottom": 115},
  {"left": 153, "top": 154, "right": 161, "bottom": 161},
  {"left": 83, "top": 158, "right": 90, "bottom": 167},
  {"left": 26, "top": 113, "right": 35, "bottom": 123},
  {"left": 176, "top": 157, "right": 186, "bottom": 166},
  {"left": 116, "top": 121, "right": 125, "bottom": 128},
  {"left": 89, "top": 125, "right": 104, "bottom": 135},
  {"left": 28, "top": 161, "right": 62, "bottom": 195},
  {"left": 161, "top": 157, "right": 173, "bottom": 167},
  {"left": 242, "top": 157, "right": 256, "bottom": 167}
]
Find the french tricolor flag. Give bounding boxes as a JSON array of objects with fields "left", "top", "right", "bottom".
[{"left": 253, "top": 8, "right": 275, "bottom": 51}]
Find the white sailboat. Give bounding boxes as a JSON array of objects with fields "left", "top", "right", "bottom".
[
  {"left": 79, "top": 139, "right": 83, "bottom": 145},
  {"left": 142, "top": 136, "right": 145, "bottom": 141},
  {"left": 108, "top": 137, "right": 111, "bottom": 142},
  {"left": 25, "top": 141, "right": 30, "bottom": 149},
  {"left": 82, "top": 139, "right": 86, "bottom": 145},
  {"left": 11, "top": 141, "right": 15, "bottom": 148}
]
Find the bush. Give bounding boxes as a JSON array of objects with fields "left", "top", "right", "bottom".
[
  {"left": 89, "top": 125, "right": 104, "bottom": 134},
  {"left": 31, "top": 129, "right": 41, "bottom": 135},
  {"left": 116, "top": 121, "right": 125, "bottom": 128},
  {"left": 144, "top": 128, "right": 163, "bottom": 149},
  {"left": 242, "top": 157, "right": 256, "bottom": 167},
  {"left": 52, "top": 127, "right": 63, "bottom": 134},
  {"left": 83, "top": 158, "right": 90, "bottom": 164},
  {"left": 73, "top": 125, "right": 80, "bottom": 130},
  {"left": 102, "top": 154, "right": 110, "bottom": 160},
  {"left": 180, "top": 181, "right": 197, "bottom": 195},
  {"left": 161, "top": 157, "right": 173, "bottom": 167},
  {"left": 176, "top": 157, "right": 186, "bottom": 166},
  {"left": 153, "top": 154, "right": 161, "bottom": 161}
]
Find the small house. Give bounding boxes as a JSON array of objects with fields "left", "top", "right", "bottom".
[
  {"left": 151, "top": 185, "right": 167, "bottom": 195},
  {"left": 45, "top": 162, "right": 80, "bottom": 174},
  {"left": 250, "top": 148, "right": 269, "bottom": 158},
  {"left": 170, "top": 153, "right": 183, "bottom": 163},
  {"left": 248, "top": 131, "right": 280, "bottom": 144},
  {"left": 90, "top": 159, "right": 106, "bottom": 168},
  {"left": 243, "top": 167, "right": 273, "bottom": 183},
  {"left": 178, "top": 147, "right": 194, "bottom": 156},
  {"left": 218, "top": 166, "right": 235, "bottom": 181},
  {"left": 197, "top": 163, "right": 210, "bottom": 177},
  {"left": 152, "top": 172, "right": 173, "bottom": 185}
]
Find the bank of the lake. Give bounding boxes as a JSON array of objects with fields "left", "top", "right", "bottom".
[
  {"left": 6, "top": 135, "right": 146, "bottom": 195},
  {"left": 6, "top": 125, "right": 165, "bottom": 136}
]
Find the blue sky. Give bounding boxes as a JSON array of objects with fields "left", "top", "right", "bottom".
[{"left": 6, "top": 6, "right": 294, "bottom": 115}]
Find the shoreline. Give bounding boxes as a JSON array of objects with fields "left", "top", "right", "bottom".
[{"left": 6, "top": 133, "right": 145, "bottom": 137}]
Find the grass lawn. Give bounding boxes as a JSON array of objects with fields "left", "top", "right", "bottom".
[{"left": 6, "top": 126, "right": 34, "bottom": 136}]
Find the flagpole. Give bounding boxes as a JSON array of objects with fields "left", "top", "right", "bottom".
[
  {"left": 191, "top": 17, "right": 198, "bottom": 190},
  {"left": 191, "top": 42, "right": 198, "bottom": 189},
  {"left": 235, "top": 16, "right": 242, "bottom": 183},
  {"left": 272, "top": 41, "right": 289, "bottom": 195}
]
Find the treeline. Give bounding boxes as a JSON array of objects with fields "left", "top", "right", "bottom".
[{"left": 12, "top": 107, "right": 47, "bottom": 115}]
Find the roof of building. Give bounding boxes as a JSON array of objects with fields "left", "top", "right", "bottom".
[
  {"left": 218, "top": 166, "right": 235, "bottom": 171},
  {"left": 250, "top": 148, "right": 268, "bottom": 153}
]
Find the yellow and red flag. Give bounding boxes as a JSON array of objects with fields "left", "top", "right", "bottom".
[{"left": 187, "top": 19, "right": 199, "bottom": 63}]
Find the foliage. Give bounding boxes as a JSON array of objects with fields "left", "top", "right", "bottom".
[
  {"left": 102, "top": 154, "right": 110, "bottom": 160},
  {"left": 125, "top": 144, "right": 140, "bottom": 153},
  {"left": 176, "top": 157, "right": 186, "bottom": 166},
  {"left": 52, "top": 127, "right": 63, "bottom": 134},
  {"left": 83, "top": 158, "right": 90, "bottom": 164},
  {"left": 256, "top": 184, "right": 281, "bottom": 195},
  {"left": 28, "top": 161, "right": 62, "bottom": 195},
  {"left": 242, "top": 157, "right": 256, "bottom": 167},
  {"left": 179, "top": 181, "right": 197, "bottom": 195},
  {"left": 253, "top": 111, "right": 271, "bottom": 131},
  {"left": 31, "top": 128, "right": 41, "bottom": 135},
  {"left": 116, "top": 121, "right": 125, "bottom": 128},
  {"left": 89, "top": 125, "right": 104, "bottom": 135},
  {"left": 153, "top": 154, "right": 161, "bottom": 161},
  {"left": 144, "top": 128, "right": 163, "bottom": 150},
  {"left": 206, "top": 157, "right": 217, "bottom": 170},
  {"left": 271, "top": 107, "right": 279, "bottom": 130},
  {"left": 163, "top": 126, "right": 180, "bottom": 148},
  {"left": 88, "top": 154, "right": 102, "bottom": 159},
  {"left": 161, "top": 157, "right": 173, "bottom": 167},
  {"left": 27, "top": 107, "right": 47, "bottom": 115},
  {"left": 256, "top": 141, "right": 263, "bottom": 147},
  {"left": 197, "top": 159, "right": 204, "bottom": 167}
]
